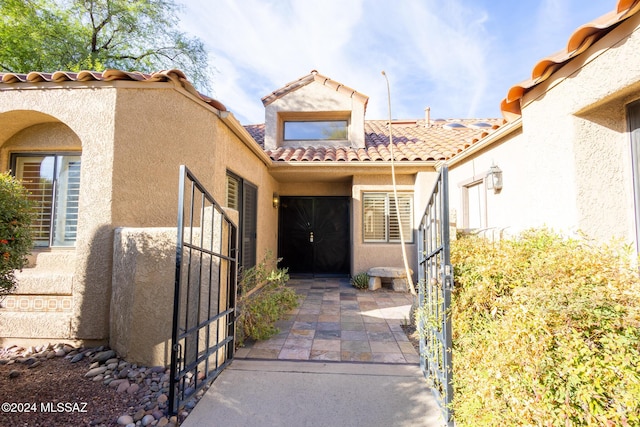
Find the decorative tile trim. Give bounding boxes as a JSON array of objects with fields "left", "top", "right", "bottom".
[{"left": 1, "top": 295, "right": 73, "bottom": 312}]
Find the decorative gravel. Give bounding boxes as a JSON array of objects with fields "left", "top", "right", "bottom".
[{"left": 0, "top": 344, "right": 204, "bottom": 426}]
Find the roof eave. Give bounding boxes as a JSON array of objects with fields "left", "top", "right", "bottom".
[
  {"left": 441, "top": 117, "right": 523, "bottom": 168},
  {"left": 217, "top": 112, "right": 273, "bottom": 166}
]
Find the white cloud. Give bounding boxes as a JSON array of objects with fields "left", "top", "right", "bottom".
[{"left": 177, "top": 0, "right": 616, "bottom": 124}]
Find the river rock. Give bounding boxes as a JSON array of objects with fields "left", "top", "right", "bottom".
[
  {"left": 117, "top": 414, "right": 134, "bottom": 425},
  {"left": 84, "top": 366, "right": 108, "bottom": 378}
]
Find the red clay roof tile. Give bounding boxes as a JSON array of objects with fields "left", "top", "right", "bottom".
[
  {"left": 248, "top": 118, "right": 503, "bottom": 162},
  {"left": 0, "top": 69, "right": 228, "bottom": 112},
  {"left": 262, "top": 70, "right": 369, "bottom": 108},
  {"left": 501, "top": 0, "right": 640, "bottom": 120}
]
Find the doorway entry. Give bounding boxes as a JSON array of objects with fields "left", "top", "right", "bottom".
[{"left": 278, "top": 196, "right": 350, "bottom": 276}]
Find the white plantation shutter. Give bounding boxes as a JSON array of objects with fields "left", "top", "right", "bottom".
[
  {"left": 15, "top": 157, "right": 54, "bottom": 246},
  {"left": 363, "top": 192, "right": 413, "bottom": 243},
  {"left": 389, "top": 194, "right": 413, "bottom": 242},
  {"left": 363, "top": 193, "right": 387, "bottom": 241},
  {"left": 14, "top": 154, "right": 81, "bottom": 247}
]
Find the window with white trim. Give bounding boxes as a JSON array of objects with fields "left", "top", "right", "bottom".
[
  {"left": 461, "top": 179, "right": 487, "bottom": 229},
  {"left": 12, "top": 153, "right": 81, "bottom": 247},
  {"left": 363, "top": 192, "right": 413, "bottom": 243}
]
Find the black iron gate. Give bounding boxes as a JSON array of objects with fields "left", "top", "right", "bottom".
[
  {"left": 417, "top": 165, "right": 454, "bottom": 426},
  {"left": 169, "top": 165, "right": 238, "bottom": 415}
]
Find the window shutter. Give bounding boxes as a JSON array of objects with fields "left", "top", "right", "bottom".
[
  {"left": 226, "top": 175, "right": 240, "bottom": 210},
  {"left": 363, "top": 192, "right": 413, "bottom": 243},
  {"left": 242, "top": 182, "right": 257, "bottom": 269},
  {"left": 15, "top": 157, "right": 53, "bottom": 246},
  {"left": 14, "top": 154, "right": 81, "bottom": 247},
  {"left": 363, "top": 193, "right": 386, "bottom": 241},
  {"left": 389, "top": 194, "right": 413, "bottom": 242}
]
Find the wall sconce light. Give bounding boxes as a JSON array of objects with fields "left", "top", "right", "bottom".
[
  {"left": 486, "top": 164, "right": 503, "bottom": 193},
  {"left": 272, "top": 192, "right": 280, "bottom": 209}
]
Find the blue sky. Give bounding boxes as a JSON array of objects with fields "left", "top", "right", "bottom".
[{"left": 178, "top": 0, "right": 615, "bottom": 125}]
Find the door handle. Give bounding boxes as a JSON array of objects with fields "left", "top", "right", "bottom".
[{"left": 309, "top": 232, "right": 314, "bottom": 243}]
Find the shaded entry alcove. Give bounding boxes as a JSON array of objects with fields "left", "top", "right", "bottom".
[{"left": 278, "top": 197, "right": 350, "bottom": 276}]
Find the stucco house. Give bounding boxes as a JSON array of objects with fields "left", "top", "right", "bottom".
[
  {"left": 448, "top": 0, "right": 640, "bottom": 247},
  {"left": 0, "top": 67, "right": 498, "bottom": 362},
  {"left": 1, "top": 0, "right": 639, "bottom": 365}
]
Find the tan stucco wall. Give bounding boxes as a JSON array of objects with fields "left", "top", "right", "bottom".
[
  {"left": 110, "top": 228, "right": 176, "bottom": 366},
  {"left": 449, "top": 12, "right": 640, "bottom": 245},
  {"left": 278, "top": 181, "right": 352, "bottom": 196},
  {"left": 0, "top": 85, "right": 118, "bottom": 344},
  {"left": 352, "top": 174, "right": 418, "bottom": 279},
  {"left": 264, "top": 81, "right": 366, "bottom": 150},
  {"left": 0, "top": 81, "right": 278, "bottom": 349}
]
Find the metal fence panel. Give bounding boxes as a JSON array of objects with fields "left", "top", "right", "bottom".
[
  {"left": 417, "top": 165, "right": 454, "bottom": 426},
  {"left": 169, "top": 165, "right": 238, "bottom": 415}
]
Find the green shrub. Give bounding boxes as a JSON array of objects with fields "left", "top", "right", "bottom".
[
  {"left": 351, "top": 272, "right": 370, "bottom": 290},
  {"left": 0, "top": 172, "right": 33, "bottom": 297},
  {"left": 449, "top": 229, "right": 640, "bottom": 426},
  {"left": 236, "top": 253, "right": 299, "bottom": 346}
]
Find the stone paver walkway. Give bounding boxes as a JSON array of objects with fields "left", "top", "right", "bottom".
[{"left": 235, "top": 277, "right": 419, "bottom": 363}]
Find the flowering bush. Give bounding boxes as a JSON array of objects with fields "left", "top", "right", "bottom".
[{"left": 0, "top": 172, "right": 33, "bottom": 297}]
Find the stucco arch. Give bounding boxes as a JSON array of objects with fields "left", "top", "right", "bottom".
[{"left": 0, "top": 110, "right": 82, "bottom": 172}]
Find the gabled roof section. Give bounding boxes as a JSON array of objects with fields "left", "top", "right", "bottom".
[
  {"left": 245, "top": 118, "right": 504, "bottom": 162},
  {"left": 0, "top": 69, "right": 228, "bottom": 112},
  {"left": 261, "top": 70, "right": 369, "bottom": 109},
  {"left": 501, "top": 0, "right": 640, "bottom": 120}
]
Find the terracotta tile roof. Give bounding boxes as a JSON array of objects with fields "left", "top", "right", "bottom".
[
  {"left": 262, "top": 70, "right": 369, "bottom": 108},
  {"left": 501, "top": 0, "right": 640, "bottom": 120},
  {"left": 245, "top": 118, "right": 504, "bottom": 162},
  {"left": 0, "top": 69, "right": 228, "bottom": 112},
  {"left": 1, "top": 67, "right": 503, "bottom": 164}
]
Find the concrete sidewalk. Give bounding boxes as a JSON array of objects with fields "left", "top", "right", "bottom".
[{"left": 181, "top": 359, "right": 445, "bottom": 427}]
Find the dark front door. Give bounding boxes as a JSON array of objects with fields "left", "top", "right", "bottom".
[{"left": 278, "top": 196, "right": 350, "bottom": 276}]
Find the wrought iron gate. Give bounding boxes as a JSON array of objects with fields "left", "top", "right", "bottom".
[
  {"left": 417, "top": 165, "right": 454, "bottom": 426},
  {"left": 169, "top": 165, "right": 238, "bottom": 415}
]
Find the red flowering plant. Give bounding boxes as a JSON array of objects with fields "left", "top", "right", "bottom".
[{"left": 0, "top": 172, "right": 33, "bottom": 298}]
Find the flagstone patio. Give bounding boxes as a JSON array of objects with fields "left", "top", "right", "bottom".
[{"left": 235, "top": 278, "right": 420, "bottom": 364}]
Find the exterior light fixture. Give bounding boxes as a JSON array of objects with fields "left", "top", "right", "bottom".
[
  {"left": 486, "top": 164, "right": 503, "bottom": 193},
  {"left": 272, "top": 192, "right": 280, "bottom": 209}
]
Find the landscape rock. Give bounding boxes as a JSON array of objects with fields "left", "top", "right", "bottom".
[
  {"left": 84, "top": 366, "right": 108, "bottom": 378},
  {"left": 70, "top": 353, "right": 84, "bottom": 363},
  {"left": 117, "top": 414, "right": 134, "bottom": 425},
  {"left": 92, "top": 350, "right": 116, "bottom": 363},
  {"left": 116, "top": 380, "right": 130, "bottom": 393},
  {"left": 133, "top": 408, "right": 146, "bottom": 421},
  {"left": 1, "top": 344, "right": 205, "bottom": 426},
  {"left": 142, "top": 414, "right": 156, "bottom": 425}
]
